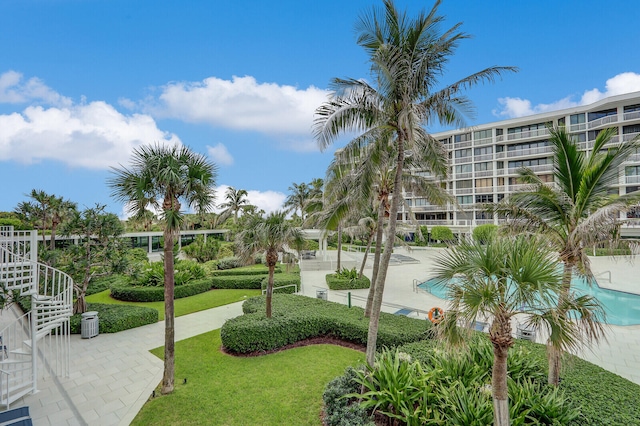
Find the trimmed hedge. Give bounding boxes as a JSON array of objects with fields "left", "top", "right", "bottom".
[
  {"left": 70, "top": 303, "right": 158, "bottom": 333},
  {"left": 110, "top": 278, "right": 213, "bottom": 302},
  {"left": 212, "top": 265, "right": 282, "bottom": 276},
  {"left": 325, "top": 274, "right": 371, "bottom": 290},
  {"left": 211, "top": 275, "right": 266, "bottom": 290},
  {"left": 261, "top": 273, "right": 301, "bottom": 294},
  {"left": 220, "top": 294, "right": 431, "bottom": 354}
]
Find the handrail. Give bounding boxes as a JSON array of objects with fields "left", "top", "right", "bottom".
[
  {"left": 595, "top": 270, "right": 612, "bottom": 284},
  {"left": 261, "top": 283, "right": 299, "bottom": 295}
]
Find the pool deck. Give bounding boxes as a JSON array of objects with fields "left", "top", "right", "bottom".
[{"left": 10, "top": 247, "right": 640, "bottom": 424}]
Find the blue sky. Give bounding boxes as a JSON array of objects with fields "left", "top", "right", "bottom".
[{"left": 1, "top": 0, "right": 640, "bottom": 217}]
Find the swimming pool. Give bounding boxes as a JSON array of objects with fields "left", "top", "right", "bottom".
[{"left": 418, "top": 276, "right": 640, "bottom": 326}]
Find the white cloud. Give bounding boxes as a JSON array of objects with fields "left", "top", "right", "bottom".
[
  {"left": 213, "top": 184, "right": 285, "bottom": 215},
  {"left": 0, "top": 101, "right": 181, "bottom": 169},
  {"left": 493, "top": 72, "right": 640, "bottom": 119},
  {"left": 0, "top": 70, "right": 72, "bottom": 107},
  {"left": 147, "top": 75, "right": 329, "bottom": 137},
  {"left": 207, "top": 143, "right": 234, "bottom": 166}
]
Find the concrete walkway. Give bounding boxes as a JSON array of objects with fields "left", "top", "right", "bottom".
[{"left": 10, "top": 248, "right": 640, "bottom": 424}]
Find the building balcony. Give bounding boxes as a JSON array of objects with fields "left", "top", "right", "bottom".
[
  {"left": 454, "top": 156, "right": 472, "bottom": 164},
  {"left": 474, "top": 137, "right": 493, "bottom": 146},
  {"left": 587, "top": 114, "right": 619, "bottom": 129},
  {"left": 624, "top": 111, "right": 640, "bottom": 121},
  {"left": 507, "top": 164, "right": 553, "bottom": 174},
  {"left": 475, "top": 187, "right": 494, "bottom": 194},
  {"left": 569, "top": 123, "right": 587, "bottom": 132},
  {"left": 453, "top": 141, "right": 472, "bottom": 150},
  {"left": 474, "top": 154, "right": 494, "bottom": 162},
  {"left": 625, "top": 175, "right": 640, "bottom": 185},
  {"left": 504, "top": 146, "right": 553, "bottom": 158},
  {"left": 454, "top": 188, "right": 473, "bottom": 195},
  {"left": 455, "top": 172, "right": 473, "bottom": 179},
  {"left": 474, "top": 169, "right": 494, "bottom": 177},
  {"left": 506, "top": 128, "right": 550, "bottom": 141},
  {"left": 623, "top": 132, "right": 640, "bottom": 142},
  {"left": 624, "top": 153, "right": 640, "bottom": 163},
  {"left": 411, "top": 205, "right": 448, "bottom": 212}
]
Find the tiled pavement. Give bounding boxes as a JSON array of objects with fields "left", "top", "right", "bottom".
[{"left": 9, "top": 248, "right": 640, "bottom": 424}]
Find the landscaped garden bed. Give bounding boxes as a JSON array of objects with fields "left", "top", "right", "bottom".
[{"left": 325, "top": 267, "right": 370, "bottom": 290}]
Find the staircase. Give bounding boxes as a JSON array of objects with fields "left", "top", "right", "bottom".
[{"left": 0, "top": 227, "right": 72, "bottom": 408}]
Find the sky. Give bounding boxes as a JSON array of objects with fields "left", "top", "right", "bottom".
[{"left": 2, "top": 0, "right": 640, "bottom": 218}]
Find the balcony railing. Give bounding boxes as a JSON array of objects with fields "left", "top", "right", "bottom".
[
  {"left": 474, "top": 137, "right": 493, "bottom": 146},
  {"left": 455, "top": 172, "right": 473, "bottom": 179},
  {"left": 587, "top": 114, "right": 619, "bottom": 129},
  {"left": 505, "top": 146, "right": 553, "bottom": 158},
  {"left": 569, "top": 123, "right": 587, "bottom": 132},
  {"left": 474, "top": 154, "right": 494, "bottom": 162},
  {"left": 474, "top": 169, "right": 494, "bottom": 177},
  {"left": 496, "top": 135, "right": 504, "bottom": 142},
  {"left": 475, "top": 187, "right": 494, "bottom": 194},
  {"left": 454, "top": 156, "right": 472, "bottom": 164},
  {"left": 507, "top": 164, "right": 553, "bottom": 174},
  {"left": 454, "top": 188, "right": 473, "bottom": 195},
  {"left": 623, "top": 132, "right": 640, "bottom": 142},
  {"left": 453, "top": 140, "right": 472, "bottom": 150},
  {"left": 625, "top": 175, "right": 640, "bottom": 184},
  {"left": 506, "top": 128, "right": 550, "bottom": 141},
  {"left": 624, "top": 111, "right": 640, "bottom": 121},
  {"left": 624, "top": 153, "right": 640, "bottom": 163}
]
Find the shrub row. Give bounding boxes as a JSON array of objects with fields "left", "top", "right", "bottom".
[
  {"left": 210, "top": 275, "right": 266, "bottom": 289},
  {"left": 325, "top": 274, "right": 371, "bottom": 290},
  {"left": 211, "top": 266, "right": 282, "bottom": 276},
  {"left": 221, "top": 294, "right": 431, "bottom": 354},
  {"left": 110, "top": 278, "right": 212, "bottom": 302},
  {"left": 70, "top": 303, "right": 158, "bottom": 333},
  {"left": 260, "top": 273, "right": 301, "bottom": 294}
]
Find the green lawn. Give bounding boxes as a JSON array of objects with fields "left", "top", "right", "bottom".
[
  {"left": 86, "top": 288, "right": 261, "bottom": 321},
  {"left": 131, "top": 329, "right": 364, "bottom": 425}
]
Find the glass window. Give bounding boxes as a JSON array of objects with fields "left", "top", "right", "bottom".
[
  {"left": 455, "top": 164, "right": 472, "bottom": 173},
  {"left": 624, "top": 104, "right": 640, "bottom": 113},
  {"left": 454, "top": 133, "right": 472, "bottom": 143},
  {"left": 626, "top": 166, "right": 640, "bottom": 176},
  {"left": 588, "top": 108, "right": 617, "bottom": 121},
  {"left": 457, "top": 180, "right": 473, "bottom": 189},
  {"left": 623, "top": 124, "right": 640, "bottom": 134},
  {"left": 456, "top": 195, "right": 472, "bottom": 204},
  {"left": 475, "top": 178, "right": 493, "bottom": 188},
  {"left": 455, "top": 149, "right": 472, "bottom": 158},
  {"left": 474, "top": 162, "right": 492, "bottom": 172},
  {"left": 474, "top": 146, "right": 493, "bottom": 156},
  {"left": 474, "top": 129, "right": 492, "bottom": 139},
  {"left": 570, "top": 113, "right": 586, "bottom": 124},
  {"left": 475, "top": 195, "right": 494, "bottom": 203}
]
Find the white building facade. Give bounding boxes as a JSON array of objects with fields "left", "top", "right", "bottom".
[{"left": 400, "top": 91, "right": 640, "bottom": 238}]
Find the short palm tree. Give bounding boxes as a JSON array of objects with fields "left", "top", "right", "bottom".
[
  {"left": 496, "top": 125, "right": 640, "bottom": 384},
  {"left": 108, "top": 143, "right": 217, "bottom": 394},
  {"left": 236, "top": 211, "right": 304, "bottom": 318},
  {"left": 432, "top": 235, "right": 605, "bottom": 426},
  {"left": 314, "top": 0, "right": 515, "bottom": 366}
]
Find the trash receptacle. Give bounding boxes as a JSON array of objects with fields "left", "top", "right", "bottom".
[
  {"left": 81, "top": 311, "right": 99, "bottom": 339},
  {"left": 316, "top": 289, "right": 328, "bottom": 301}
]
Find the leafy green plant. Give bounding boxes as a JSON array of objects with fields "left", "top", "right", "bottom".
[
  {"left": 69, "top": 303, "right": 158, "bottom": 333},
  {"left": 323, "top": 366, "right": 375, "bottom": 426},
  {"left": 472, "top": 224, "right": 498, "bottom": 244},
  {"left": 326, "top": 268, "right": 371, "bottom": 290},
  {"left": 430, "top": 225, "right": 454, "bottom": 243},
  {"left": 181, "top": 235, "right": 220, "bottom": 262}
]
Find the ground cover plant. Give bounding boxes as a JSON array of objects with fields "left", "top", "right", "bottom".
[
  {"left": 131, "top": 329, "right": 364, "bottom": 426},
  {"left": 326, "top": 267, "right": 371, "bottom": 290},
  {"left": 324, "top": 337, "right": 640, "bottom": 425},
  {"left": 221, "top": 294, "right": 430, "bottom": 354},
  {"left": 86, "top": 288, "right": 260, "bottom": 321}
]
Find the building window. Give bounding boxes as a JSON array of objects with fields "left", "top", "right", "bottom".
[
  {"left": 623, "top": 124, "right": 640, "bottom": 134},
  {"left": 455, "top": 148, "right": 472, "bottom": 158},
  {"left": 454, "top": 133, "right": 472, "bottom": 143},
  {"left": 474, "top": 146, "right": 493, "bottom": 156},
  {"left": 507, "top": 122, "right": 548, "bottom": 134},
  {"left": 475, "top": 195, "right": 494, "bottom": 203},
  {"left": 474, "top": 162, "right": 492, "bottom": 171},
  {"left": 588, "top": 108, "right": 616, "bottom": 121},
  {"left": 455, "top": 164, "right": 472, "bottom": 174},
  {"left": 475, "top": 211, "right": 493, "bottom": 219},
  {"left": 457, "top": 180, "right": 473, "bottom": 189},
  {"left": 509, "top": 158, "right": 549, "bottom": 168},
  {"left": 506, "top": 140, "right": 549, "bottom": 152},
  {"left": 624, "top": 104, "right": 640, "bottom": 113},
  {"left": 474, "top": 129, "right": 492, "bottom": 140},
  {"left": 570, "top": 113, "right": 586, "bottom": 125},
  {"left": 475, "top": 178, "right": 493, "bottom": 188},
  {"left": 626, "top": 166, "right": 640, "bottom": 176},
  {"left": 457, "top": 195, "right": 472, "bottom": 204}
]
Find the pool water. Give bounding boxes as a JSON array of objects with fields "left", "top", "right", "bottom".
[{"left": 418, "top": 276, "right": 640, "bottom": 326}]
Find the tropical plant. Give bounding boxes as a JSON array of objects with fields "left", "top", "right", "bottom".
[
  {"left": 283, "top": 182, "right": 310, "bottom": 222},
  {"left": 59, "top": 204, "right": 126, "bottom": 314},
  {"left": 430, "top": 225, "right": 454, "bottom": 243},
  {"left": 314, "top": 0, "right": 515, "bottom": 366},
  {"left": 15, "top": 189, "right": 77, "bottom": 248},
  {"left": 181, "top": 235, "right": 220, "bottom": 262},
  {"left": 218, "top": 186, "right": 251, "bottom": 223},
  {"left": 108, "top": 143, "right": 217, "bottom": 395},
  {"left": 235, "top": 211, "right": 304, "bottom": 318},
  {"left": 473, "top": 223, "right": 498, "bottom": 244},
  {"left": 495, "top": 125, "right": 639, "bottom": 384},
  {"left": 431, "top": 235, "right": 605, "bottom": 426}
]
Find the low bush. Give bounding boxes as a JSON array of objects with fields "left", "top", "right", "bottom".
[
  {"left": 110, "top": 278, "right": 213, "bottom": 302},
  {"left": 261, "top": 273, "right": 301, "bottom": 294},
  {"left": 87, "top": 275, "right": 121, "bottom": 296},
  {"left": 211, "top": 265, "right": 281, "bottom": 276},
  {"left": 221, "top": 294, "right": 430, "bottom": 354},
  {"left": 325, "top": 269, "right": 370, "bottom": 290},
  {"left": 215, "top": 257, "right": 242, "bottom": 270},
  {"left": 211, "top": 275, "right": 266, "bottom": 290},
  {"left": 70, "top": 303, "right": 158, "bottom": 333},
  {"left": 323, "top": 366, "right": 374, "bottom": 426}
]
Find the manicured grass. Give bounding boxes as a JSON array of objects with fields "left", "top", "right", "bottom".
[
  {"left": 86, "top": 288, "right": 261, "bottom": 321},
  {"left": 131, "top": 329, "right": 365, "bottom": 426}
]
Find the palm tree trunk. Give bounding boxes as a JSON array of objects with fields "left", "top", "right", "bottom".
[
  {"left": 266, "top": 249, "right": 278, "bottom": 318},
  {"left": 365, "top": 139, "right": 405, "bottom": 366},
  {"left": 492, "top": 343, "right": 510, "bottom": 426},
  {"left": 365, "top": 201, "right": 386, "bottom": 317},
  {"left": 358, "top": 231, "right": 374, "bottom": 278},
  {"left": 50, "top": 222, "right": 58, "bottom": 250},
  {"left": 161, "top": 229, "right": 176, "bottom": 395},
  {"left": 548, "top": 261, "right": 574, "bottom": 385}
]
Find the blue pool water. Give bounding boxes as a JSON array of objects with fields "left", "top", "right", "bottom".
[{"left": 418, "top": 276, "right": 640, "bottom": 326}]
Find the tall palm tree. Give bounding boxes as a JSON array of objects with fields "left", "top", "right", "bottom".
[
  {"left": 314, "top": 0, "right": 515, "bottom": 366},
  {"left": 432, "top": 235, "right": 605, "bottom": 426},
  {"left": 496, "top": 125, "right": 640, "bottom": 384},
  {"left": 15, "top": 189, "right": 76, "bottom": 247},
  {"left": 47, "top": 195, "right": 77, "bottom": 250},
  {"left": 108, "top": 143, "right": 217, "bottom": 394},
  {"left": 284, "top": 182, "right": 310, "bottom": 221},
  {"left": 236, "top": 211, "right": 304, "bottom": 318},
  {"left": 218, "top": 187, "right": 250, "bottom": 223}
]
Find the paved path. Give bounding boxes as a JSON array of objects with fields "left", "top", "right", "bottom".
[{"left": 10, "top": 248, "right": 640, "bottom": 424}]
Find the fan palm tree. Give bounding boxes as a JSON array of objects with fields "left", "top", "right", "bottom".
[
  {"left": 108, "top": 143, "right": 217, "bottom": 394},
  {"left": 314, "top": 0, "right": 515, "bottom": 366},
  {"left": 236, "top": 211, "right": 304, "bottom": 318},
  {"left": 432, "top": 235, "right": 605, "bottom": 426},
  {"left": 218, "top": 187, "right": 250, "bottom": 223},
  {"left": 496, "top": 125, "right": 640, "bottom": 384},
  {"left": 284, "top": 182, "right": 310, "bottom": 222}
]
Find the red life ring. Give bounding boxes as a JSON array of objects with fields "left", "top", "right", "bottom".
[{"left": 428, "top": 307, "right": 444, "bottom": 324}]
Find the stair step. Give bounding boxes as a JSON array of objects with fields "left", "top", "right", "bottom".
[
  {"left": 0, "top": 359, "right": 30, "bottom": 366},
  {"left": 8, "top": 349, "right": 30, "bottom": 356},
  {"left": 0, "top": 386, "right": 33, "bottom": 409}
]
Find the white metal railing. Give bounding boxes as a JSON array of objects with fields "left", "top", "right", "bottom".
[
  {"left": 588, "top": 114, "right": 619, "bottom": 129},
  {"left": 454, "top": 188, "right": 473, "bottom": 195},
  {"left": 508, "top": 164, "right": 553, "bottom": 174},
  {"left": 506, "top": 128, "right": 550, "bottom": 141},
  {"left": 474, "top": 169, "right": 494, "bottom": 177},
  {"left": 624, "top": 111, "right": 640, "bottom": 121},
  {"left": 0, "top": 228, "right": 72, "bottom": 408},
  {"left": 626, "top": 175, "right": 640, "bottom": 184},
  {"left": 624, "top": 153, "right": 640, "bottom": 163},
  {"left": 454, "top": 156, "right": 472, "bottom": 164},
  {"left": 474, "top": 137, "right": 493, "bottom": 146},
  {"left": 474, "top": 154, "right": 494, "bottom": 162},
  {"left": 453, "top": 141, "right": 472, "bottom": 150},
  {"left": 569, "top": 123, "right": 587, "bottom": 132},
  {"left": 475, "top": 187, "right": 494, "bottom": 194},
  {"left": 506, "top": 146, "right": 553, "bottom": 158},
  {"left": 455, "top": 172, "right": 473, "bottom": 179},
  {"left": 623, "top": 132, "right": 640, "bottom": 142}
]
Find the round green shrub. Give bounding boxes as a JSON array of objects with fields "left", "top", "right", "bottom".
[
  {"left": 70, "top": 303, "right": 158, "bottom": 333},
  {"left": 110, "top": 278, "right": 213, "bottom": 302},
  {"left": 325, "top": 273, "right": 370, "bottom": 290}
]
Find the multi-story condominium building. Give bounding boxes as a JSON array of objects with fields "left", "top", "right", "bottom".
[{"left": 400, "top": 91, "right": 640, "bottom": 239}]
